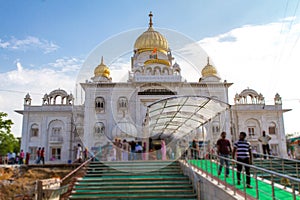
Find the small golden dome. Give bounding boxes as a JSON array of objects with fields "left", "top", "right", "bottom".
[
  {"left": 201, "top": 57, "right": 218, "bottom": 77},
  {"left": 134, "top": 12, "right": 169, "bottom": 54},
  {"left": 94, "top": 56, "right": 110, "bottom": 78}
]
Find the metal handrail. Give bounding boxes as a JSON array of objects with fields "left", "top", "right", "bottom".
[
  {"left": 61, "top": 155, "right": 94, "bottom": 183},
  {"left": 252, "top": 152, "right": 300, "bottom": 164},
  {"left": 188, "top": 147, "right": 300, "bottom": 200},
  {"left": 61, "top": 147, "right": 104, "bottom": 182}
]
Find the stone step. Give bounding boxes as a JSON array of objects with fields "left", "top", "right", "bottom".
[
  {"left": 69, "top": 161, "right": 196, "bottom": 200},
  {"left": 72, "top": 188, "right": 194, "bottom": 194},
  {"left": 89, "top": 161, "right": 178, "bottom": 167},
  {"left": 77, "top": 176, "right": 189, "bottom": 182},
  {"left": 85, "top": 171, "right": 182, "bottom": 176},
  {"left": 88, "top": 164, "right": 179, "bottom": 168},
  {"left": 75, "top": 180, "right": 190, "bottom": 186},
  {"left": 86, "top": 168, "right": 181, "bottom": 173},
  {"left": 74, "top": 184, "right": 193, "bottom": 190},
  {"left": 69, "top": 193, "right": 197, "bottom": 199}
]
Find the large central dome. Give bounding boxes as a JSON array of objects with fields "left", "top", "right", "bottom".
[{"left": 134, "top": 12, "right": 169, "bottom": 53}]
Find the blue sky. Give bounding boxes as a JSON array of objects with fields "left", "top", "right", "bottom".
[
  {"left": 0, "top": 0, "right": 300, "bottom": 137},
  {"left": 0, "top": 0, "right": 291, "bottom": 72}
]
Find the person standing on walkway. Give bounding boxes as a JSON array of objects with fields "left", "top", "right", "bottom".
[
  {"left": 161, "top": 139, "right": 166, "bottom": 160},
  {"left": 258, "top": 131, "right": 271, "bottom": 159},
  {"left": 216, "top": 131, "right": 232, "bottom": 177},
  {"left": 232, "top": 132, "right": 253, "bottom": 188},
  {"left": 122, "top": 139, "right": 129, "bottom": 161},
  {"left": 40, "top": 147, "right": 45, "bottom": 164},
  {"left": 19, "top": 149, "right": 25, "bottom": 164},
  {"left": 77, "top": 144, "right": 83, "bottom": 163},
  {"left": 36, "top": 147, "right": 41, "bottom": 164}
]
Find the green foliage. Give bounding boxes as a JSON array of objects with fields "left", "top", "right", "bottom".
[{"left": 0, "top": 112, "right": 20, "bottom": 155}]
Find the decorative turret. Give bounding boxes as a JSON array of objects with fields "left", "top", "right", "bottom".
[
  {"left": 234, "top": 88, "right": 265, "bottom": 104},
  {"left": 42, "top": 89, "right": 73, "bottom": 105},
  {"left": 274, "top": 93, "right": 282, "bottom": 105},
  {"left": 92, "top": 56, "right": 112, "bottom": 82},
  {"left": 24, "top": 93, "right": 31, "bottom": 105},
  {"left": 201, "top": 57, "right": 219, "bottom": 77},
  {"left": 199, "top": 57, "right": 221, "bottom": 83}
]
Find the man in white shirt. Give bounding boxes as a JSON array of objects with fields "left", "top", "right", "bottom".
[
  {"left": 77, "top": 143, "right": 83, "bottom": 162},
  {"left": 258, "top": 131, "right": 271, "bottom": 159}
]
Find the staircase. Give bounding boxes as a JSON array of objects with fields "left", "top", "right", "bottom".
[
  {"left": 69, "top": 160, "right": 197, "bottom": 199},
  {"left": 253, "top": 158, "right": 300, "bottom": 190}
]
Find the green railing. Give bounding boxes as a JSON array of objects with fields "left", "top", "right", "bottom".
[{"left": 187, "top": 147, "right": 300, "bottom": 200}]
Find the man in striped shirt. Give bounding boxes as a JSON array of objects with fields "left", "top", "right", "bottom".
[{"left": 232, "top": 132, "right": 253, "bottom": 188}]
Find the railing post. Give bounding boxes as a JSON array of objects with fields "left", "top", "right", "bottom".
[
  {"left": 254, "top": 168, "right": 259, "bottom": 199},
  {"left": 197, "top": 180, "right": 201, "bottom": 200},
  {"left": 271, "top": 174, "right": 275, "bottom": 200},
  {"left": 217, "top": 154, "right": 220, "bottom": 185},
  {"left": 282, "top": 158, "right": 285, "bottom": 174},
  {"left": 296, "top": 162, "right": 299, "bottom": 192},
  {"left": 205, "top": 154, "right": 208, "bottom": 178},
  {"left": 292, "top": 183, "right": 296, "bottom": 200},
  {"left": 243, "top": 172, "right": 247, "bottom": 200},
  {"left": 210, "top": 153, "right": 213, "bottom": 181},
  {"left": 232, "top": 161, "right": 236, "bottom": 195}
]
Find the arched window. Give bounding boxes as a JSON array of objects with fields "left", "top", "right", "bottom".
[
  {"left": 268, "top": 122, "right": 276, "bottom": 135},
  {"left": 95, "top": 97, "right": 105, "bottom": 112},
  {"left": 52, "top": 127, "right": 62, "bottom": 136},
  {"left": 94, "top": 122, "right": 105, "bottom": 137},
  {"left": 118, "top": 97, "right": 128, "bottom": 109},
  {"left": 31, "top": 124, "right": 39, "bottom": 137},
  {"left": 48, "top": 120, "right": 64, "bottom": 143},
  {"left": 162, "top": 68, "right": 169, "bottom": 75},
  {"left": 174, "top": 70, "right": 180, "bottom": 75},
  {"left": 245, "top": 119, "right": 260, "bottom": 137}
]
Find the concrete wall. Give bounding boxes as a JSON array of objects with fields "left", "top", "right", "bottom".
[{"left": 198, "top": 174, "right": 244, "bottom": 200}]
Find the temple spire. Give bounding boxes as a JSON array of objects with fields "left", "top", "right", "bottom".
[
  {"left": 101, "top": 56, "right": 104, "bottom": 64},
  {"left": 149, "top": 11, "right": 153, "bottom": 27}
]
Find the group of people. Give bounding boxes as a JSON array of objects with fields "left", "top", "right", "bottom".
[
  {"left": 76, "top": 143, "right": 89, "bottom": 163},
  {"left": 216, "top": 130, "right": 272, "bottom": 189},
  {"left": 3, "top": 149, "right": 29, "bottom": 165},
  {"left": 35, "top": 147, "right": 45, "bottom": 164},
  {"left": 107, "top": 138, "right": 167, "bottom": 161}
]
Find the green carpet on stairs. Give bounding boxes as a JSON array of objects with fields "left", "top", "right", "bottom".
[{"left": 189, "top": 159, "right": 300, "bottom": 200}]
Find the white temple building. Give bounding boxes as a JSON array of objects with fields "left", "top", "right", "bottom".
[{"left": 16, "top": 13, "right": 290, "bottom": 163}]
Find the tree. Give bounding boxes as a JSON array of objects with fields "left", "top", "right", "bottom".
[{"left": 0, "top": 112, "right": 20, "bottom": 156}]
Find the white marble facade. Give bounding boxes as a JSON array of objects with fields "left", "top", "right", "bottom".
[{"left": 17, "top": 15, "right": 290, "bottom": 163}]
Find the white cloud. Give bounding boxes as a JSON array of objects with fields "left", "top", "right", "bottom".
[
  {"left": 0, "top": 36, "right": 59, "bottom": 53},
  {"left": 0, "top": 57, "right": 83, "bottom": 137},
  {"left": 198, "top": 19, "right": 300, "bottom": 134},
  {"left": 48, "top": 57, "right": 83, "bottom": 72},
  {"left": 0, "top": 39, "right": 10, "bottom": 48}
]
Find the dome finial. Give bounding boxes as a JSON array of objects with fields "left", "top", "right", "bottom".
[
  {"left": 149, "top": 11, "right": 153, "bottom": 27},
  {"left": 101, "top": 56, "right": 104, "bottom": 64},
  {"left": 207, "top": 57, "right": 210, "bottom": 65}
]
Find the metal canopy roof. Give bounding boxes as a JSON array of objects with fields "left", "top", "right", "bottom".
[{"left": 146, "top": 95, "right": 230, "bottom": 139}]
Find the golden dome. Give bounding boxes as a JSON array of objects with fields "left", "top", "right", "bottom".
[
  {"left": 144, "top": 59, "right": 170, "bottom": 66},
  {"left": 94, "top": 56, "right": 110, "bottom": 78},
  {"left": 201, "top": 57, "right": 218, "bottom": 77},
  {"left": 134, "top": 12, "right": 169, "bottom": 54}
]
